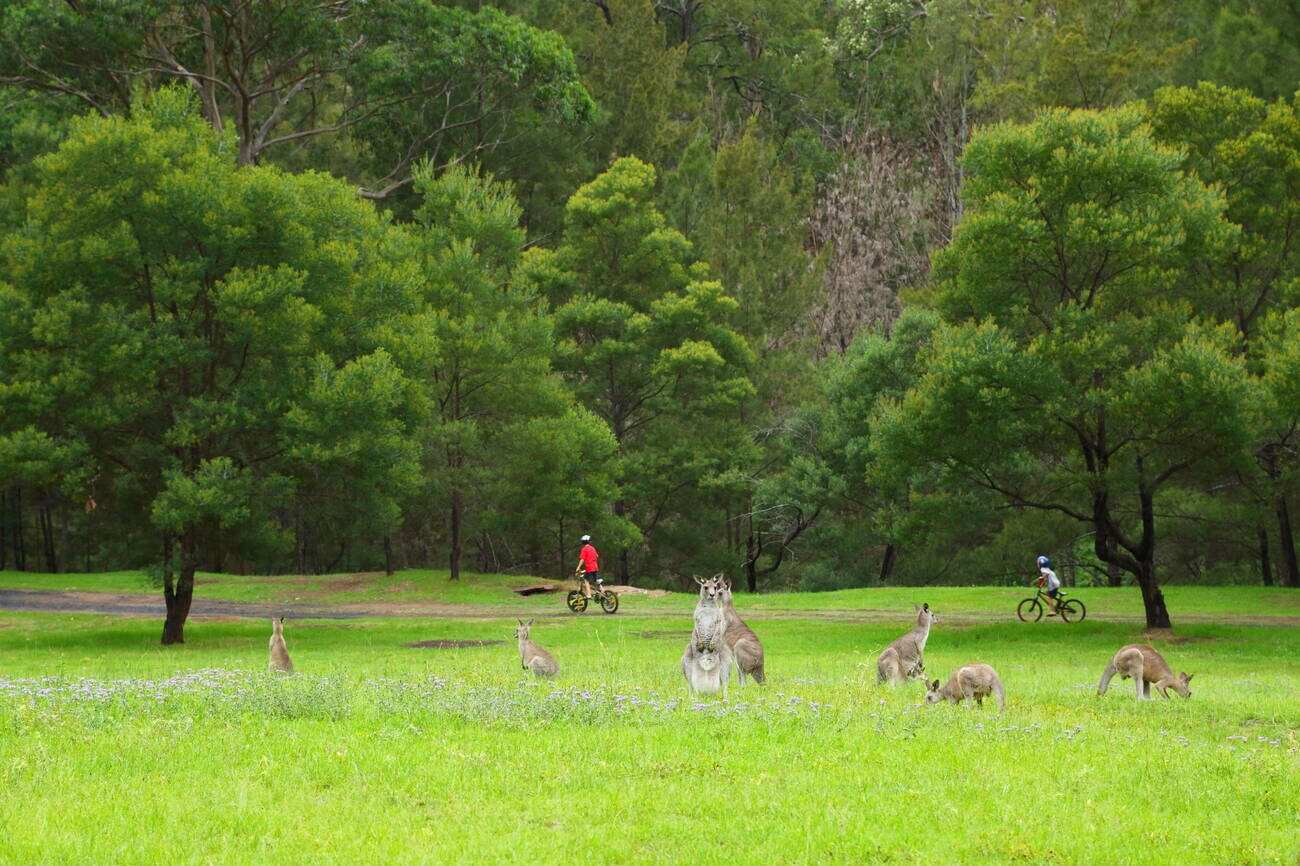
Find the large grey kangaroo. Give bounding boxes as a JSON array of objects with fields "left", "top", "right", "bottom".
[
  {"left": 719, "top": 578, "right": 765, "bottom": 685},
  {"left": 1097, "top": 644, "right": 1192, "bottom": 700},
  {"left": 682, "top": 575, "right": 734, "bottom": 698},
  {"left": 877, "top": 603, "right": 936, "bottom": 685},
  {"left": 268, "top": 617, "right": 294, "bottom": 674}
]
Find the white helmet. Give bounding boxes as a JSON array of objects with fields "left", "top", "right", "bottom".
[{"left": 580, "top": 534, "right": 591, "bottom": 543}]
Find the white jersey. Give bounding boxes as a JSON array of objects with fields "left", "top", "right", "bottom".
[{"left": 1040, "top": 567, "right": 1061, "bottom": 591}]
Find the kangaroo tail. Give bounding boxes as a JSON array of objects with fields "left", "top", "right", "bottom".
[
  {"left": 1097, "top": 662, "right": 1117, "bottom": 696},
  {"left": 992, "top": 678, "right": 1006, "bottom": 712}
]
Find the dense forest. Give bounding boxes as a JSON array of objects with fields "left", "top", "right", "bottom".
[{"left": 0, "top": 0, "right": 1296, "bottom": 636}]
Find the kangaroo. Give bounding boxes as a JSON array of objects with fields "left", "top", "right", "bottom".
[
  {"left": 515, "top": 619, "right": 559, "bottom": 678},
  {"left": 877, "top": 603, "right": 936, "bottom": 685},
  {"left": 925, "top": 663, "right": 1005, "bottom": 711},
  {"left": 682, "top": 575, "right": 734, "bottom": 699},
  {"left": 1097, "top": 644, "right": 1192, "bottom": 700},
  {"left": 268, "top": 617, "right": 294, "bottom": 674},
  {"left": 719, "top": 578, "right": 765, "bottom": 685}
]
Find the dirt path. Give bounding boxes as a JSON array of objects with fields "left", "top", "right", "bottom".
[{"left": 2, "top": 588, "right": 1298, "bottom": 627}]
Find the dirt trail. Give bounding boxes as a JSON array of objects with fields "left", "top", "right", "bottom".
[{"left": 1, "top": 588, "right": 1297, "bottom": 627}]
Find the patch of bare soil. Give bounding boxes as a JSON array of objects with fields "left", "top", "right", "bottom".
[
  {"left": 405, "top": 639, "right": 505, "bottom": 649},
  {"left": 637, "top": 630, "right": 690, "bottom": 640}
]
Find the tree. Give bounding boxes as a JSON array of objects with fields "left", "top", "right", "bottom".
[
  {"left": 521, "top": 157, "right": 754, "bottom": 581},
  {"left": 876, "top": 107, "right": 1253, "bottom": 628},
  {"left": 1146, "top": 84, "right": 1300, "bottom": 587},
  {"left": 0, "top": 1, "right": 595, "bottom": 196},
  {"left": 0, "top": 89, "right": 418, "bottom": 642},
  {"left": 399, "top": 163, "right": 561, "bottom": 581}
]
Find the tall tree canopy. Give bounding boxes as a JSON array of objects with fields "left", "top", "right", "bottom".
[
  {"left": 876, "top": 108, "right": 1255, "bottom": 627},
  {"left": 0, "top": 88, "right": 420, "bottom": 641}
]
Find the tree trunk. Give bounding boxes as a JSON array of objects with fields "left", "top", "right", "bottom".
[
  {"left": 39, "top": 501, "right": 58, "bottom": 573},
  {"left": 384, "top": 535, "right": 394, "bottom": 576},
  {"left": 448, "top": 489, "right": 462, "bottom": 581},
  {"left": 11, "top": 486, "right": 26, "bottom": 571},
  {"left": 557, "top": 518, "right": 566, "bottom": 581},
  {"left": 878, "top": 543, "right": 897, "bottom": 583},
  {"left": 1276, "top": 495, "right": 1299, "bottom": 588},
  {"left": 0, "top": 489, "right": 7, "bottom": 570},
  {"left": 1258, "top": 526, "right": 1274, "bottom": 586},
  {"left": 1134, "top": 559, "right": 1172, "bottom": 629},
  {"left": 161, "top": 534, "right": 196, "bottom": 645},
  {"left": 744, "top": 530, "right": 758, "bottom": 592},
  {"left": 1106, "top": 558, "right": 1121, "bottom": 587}
]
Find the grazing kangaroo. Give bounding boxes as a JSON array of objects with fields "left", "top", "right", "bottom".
[
  {"left": 1097, "top": 644, "right": 1192, "bottom": 700},
  {"left": 515, "top": 619, "right": 559, "bottom": 678},
  {"left": 925, "top": 663, "right": 1005, "bottom": 711},
  {"left": 268, "top": 617, "right": 294, "bottom": 674},
  {"left": 682, "top": 575, "right": 734, "bottom": 698},
  {"left": 877, "top": 603, "right": 936, "bottom": 685},
  {"left": 719, "top": 578, "right": 765, "bottom": 685}
]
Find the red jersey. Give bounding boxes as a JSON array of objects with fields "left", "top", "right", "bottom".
[{"left": 579, "top": 543, "right": 599, "bottom": 574}]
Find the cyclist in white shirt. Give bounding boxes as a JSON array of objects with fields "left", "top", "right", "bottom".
[{"left": 1036, "top": 555, "right": 1062, "bottom": 616}]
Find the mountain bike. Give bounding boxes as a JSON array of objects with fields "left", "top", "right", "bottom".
[
  {"left": 566, "top": 576, "right": 619, "bottom": 614},
  {"left": 1017, "top": 587, "right": 1086, "bottom": 623}
]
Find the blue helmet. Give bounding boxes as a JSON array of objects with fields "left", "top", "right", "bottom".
[{"left": 1036, "top": 555, "right": 1051, "bottom": 568}]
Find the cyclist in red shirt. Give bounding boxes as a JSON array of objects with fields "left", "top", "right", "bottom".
[{"left": 575, "top": 535, "right": 601, "bottom": 597}]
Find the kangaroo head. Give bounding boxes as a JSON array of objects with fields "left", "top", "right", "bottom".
[
  {"left": 515, "top": 618, "right": 533, "bottom": 641},
  {"left": 696, "top": 575, "right": 725, "bottom": 602},
  {"left": 1174, "top": 672, "right": 1193, "bottom": 698},
  {"left": 924, "top": 678, "right": 943, "bottom": 704},
  {"left": 271, "top": 617, "right": 284, "bottom": 636},
  {"left": 916, "top": 603, "right": 936, "bottom": 627},
  {"left": 718, "top": 575, "right": 734, "bottom": 605}
]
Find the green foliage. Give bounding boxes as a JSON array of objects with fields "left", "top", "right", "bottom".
[
  {"left": 877, "top": 107, "right": 1256, "bottom": 624},
  {"left": 522, "top": 156, "right": 754, "bottom": 577},
  {"left": 0, "top": 87, "right": 418, "bottom": 620}
]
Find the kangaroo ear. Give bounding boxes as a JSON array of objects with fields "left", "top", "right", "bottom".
[
  {"left": 1183, "top": 673, "right": 1193, "bottom": 683},
  {"left": 517, "top": 619, "right": 524, "bottom": 626},
  {"left": 694, "top": 576, "right": 705, "bottom": 586},
  {"left": 527, "top": 619, "right": 535, "bottom": 627},
  {"left": 922, "top": 603, "right": 929, "bottom": 612},
  {"left": 279, "top": 616, "right": 285, "bottom": 624},
  {"left": 931, "top": 679, "right": 940, "bottom": 691}
]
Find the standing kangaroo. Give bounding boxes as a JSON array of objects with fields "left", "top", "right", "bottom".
[
  {"left": 682, "top": 575, "right": 734, "bottom": 698},
  {"left": 925, "top": 663, "right": 1005, "bottom": 711},
  {"left": 268, "top": 617, "right": 294, "bottom": 674},
  {"left": 877, "top": 604, "right": 936, "bottom": 685},
  {"left": 515, "top": 619, "right": 559, "bottom": 678},
  {"left": 1097, "top": 644, "right": 1192, "bottom": 700},
  {"left": 719, "top": 578, "right": 765, "bottom": 685}
]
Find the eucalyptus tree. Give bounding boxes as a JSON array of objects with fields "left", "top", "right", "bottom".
[
  {"left": 0, "top": 89, "right": 419, "bottom": 642},
  {"left": 520, "top": 157, "right": 754, "bottom": 581},
  {"left": 0, "top": 0, "right": 595, "bottom": 196},
  {"left": 875, "top": 108, "right": 1253, "bottom": 628}
]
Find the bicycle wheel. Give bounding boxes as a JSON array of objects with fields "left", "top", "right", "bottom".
[
  {"left": 1017, "top": 597, "right": 1043, "bottom": 622},
  {"left": 1059, "top": 598, "right": 1086, "bottom": 623},
  {"left": 600, "top": 591, "right": 619, "bottom": 614},
  {"left": 566, "top": 590, "right": 588, "bottom": 613}
]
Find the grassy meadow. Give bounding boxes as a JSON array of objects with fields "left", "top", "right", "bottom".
[{"left": 0, "top": 574, "right": 1297, "bottom": 865}]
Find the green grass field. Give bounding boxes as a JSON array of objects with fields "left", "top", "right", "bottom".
[{"left": 0, "top": 573, "right": 1297, "bottom": 865}]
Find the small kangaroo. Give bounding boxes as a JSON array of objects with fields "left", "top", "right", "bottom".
[
  {"left": 515, "top": 619, "right": 559, "bottom": 678},
  {"left": 1097, "top": 644, "right": 1192, "bottom": 700},
  {"left": 925, "top": 663, "right": 1005, "bottom": 711},
  {"left": 682, "top": 575, "right": 734, "bottom": 698},
  {"left": 268, "top": 617, "right": 294, "bottom": 674},
  {"left": 877, "top": 603, "right": 936, "bottom": 685},
  {"left": 719, "top": 578, "right": 765, "bottom": 685}
]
